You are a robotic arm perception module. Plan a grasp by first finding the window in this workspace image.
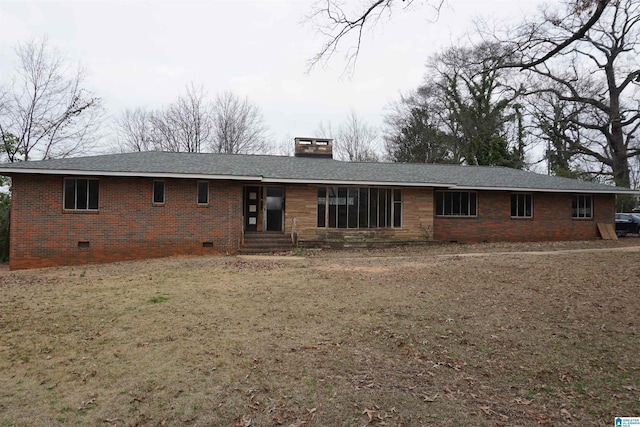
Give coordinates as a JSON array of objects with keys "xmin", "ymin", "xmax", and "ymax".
[
  {"xmin": 511, "ymin": 193, "xmax": 532, "ymax": 218},
  {"xmin": 393, "ymin": 189, "xmax": 402, "ymax": 227},
  {"xmin": 197, "ymin": 181, "xmax": 209, "ymax": 205},
  {"xmin": 435, "ymin": 191, "xmax": 477, "ymax": 216},
  {"xmin": 64, "ymin": 178, "xmax": 99, "ymax": 210},
  {"xmin": 153, "ymin": 180, "xmax": 165, "ymax": 204},
  {"xmin": 572, "ymin": 195, "xmax": 592, "ymax": 218},
  {"xmin": 317, "ymin": 188, "xmax": 326, "ymax": 227},
  {"xmin": 317, "ymin": 187, "xmax": 402, "ymax": 229}
]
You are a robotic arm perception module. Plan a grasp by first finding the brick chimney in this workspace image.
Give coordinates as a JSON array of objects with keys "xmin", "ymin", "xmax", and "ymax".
[{"xmin": 294, "ymin": 137, "xmax": 333, "ymax": 159}]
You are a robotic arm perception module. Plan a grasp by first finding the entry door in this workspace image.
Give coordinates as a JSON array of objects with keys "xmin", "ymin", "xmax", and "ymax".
[
  {"xmin": 264, "ymin": 186, "xmax": 284, "ymax": 232},
  {"xmin": 245, "ymin": 186, "xmax": 259, "ymax": 232}
]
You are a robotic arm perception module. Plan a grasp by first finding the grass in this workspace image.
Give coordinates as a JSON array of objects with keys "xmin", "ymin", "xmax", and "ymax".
[
  {"xmin": 147, "ymin": 295, "xmax": 169, "ymax": 304},
  {"xmin": 0, "ymin": 240, "xmax": 639, "ymax": 426}
]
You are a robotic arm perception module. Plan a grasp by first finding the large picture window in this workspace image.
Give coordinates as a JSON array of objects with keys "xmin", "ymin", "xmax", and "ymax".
[
  {"xmin": 511, "ymin": 193, "xmax": 532, "ymax": 218},
  {"xmin": 317, "ymin": 187, "xmax": 401, "ymax": 229},
  {"xmin": 572, "ymin": 195, "xmax": 592, "ymax": 218},
  {"xmin": 64, "ymin": 178, "xmax": 99, "ymax": 210},
  {"xmin": 435, "ymin": 191, "xmax": 477, "ymax": 216}
]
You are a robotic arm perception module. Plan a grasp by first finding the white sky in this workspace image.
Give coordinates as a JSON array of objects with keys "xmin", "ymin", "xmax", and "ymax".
[{"xmin": 0, "ymin": 0, "xmax": 548, "ymax": 154}]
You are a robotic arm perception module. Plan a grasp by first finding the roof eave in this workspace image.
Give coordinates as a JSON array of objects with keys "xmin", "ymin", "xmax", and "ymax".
[
  {"xmin": 453, "ymin": 185, "xmax": 638, "ymax": 194},
  {"xmin": 1, "ymin": 167, "xmax": 635, "ymax": 194},
  {"xmin": 261, "ymin": 177, "xmax": 454, "ymax": 187},
  {"xmin": 0, "ymin": 168, "xmax": 263, "ymax": 182}
]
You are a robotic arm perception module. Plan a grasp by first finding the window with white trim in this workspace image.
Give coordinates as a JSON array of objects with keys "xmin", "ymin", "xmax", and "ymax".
[
  {"xmin": 572, "ymin": 194, "xmax": 592, "ymax": 218},
  {"xmin": 435, "ymin": 191, "xmax": 477, "ymax": 216},
  {"xmin": 197, "ymin": 181, "xmax": 209, "ymax": 205},
  {"xmin": 153, "ymin": 180, "xmax": 165, "ymax": 204},
  {"xmin": 64, "ymin": 178, "xmax": 99, "ymax": 210},
  {"xmin": 511, "ymin": 193, "xmax": 532, "ymax": 218}
]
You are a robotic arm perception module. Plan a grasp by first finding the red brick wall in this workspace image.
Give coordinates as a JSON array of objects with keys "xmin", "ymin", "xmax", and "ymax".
[
  {"xmin": 9, "ymin": 176, "xmax": 616, "ymax": 269},
  {"xmin": 10, "ymin": 175, "xmax": 243, "ymax": 269},
  {"xmin": 434, "ymin": 191, "xmax": 615, "ymax": 242}
]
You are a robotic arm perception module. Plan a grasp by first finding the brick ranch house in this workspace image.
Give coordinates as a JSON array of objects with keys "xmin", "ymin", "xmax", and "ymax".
[{"xmin": 0, "ymin": 138, "xmax": 636, "ymax": 270}]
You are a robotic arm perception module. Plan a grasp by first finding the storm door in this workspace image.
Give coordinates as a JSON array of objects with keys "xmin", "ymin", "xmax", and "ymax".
[{"xmin": 264, "ymin": 186, "xmax": 284, "ymax": 232}]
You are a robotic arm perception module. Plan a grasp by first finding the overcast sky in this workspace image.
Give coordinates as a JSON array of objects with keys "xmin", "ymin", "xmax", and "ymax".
[{"xmin": 0, "ymin": 0, "xmax": 547, "ymax": 154}]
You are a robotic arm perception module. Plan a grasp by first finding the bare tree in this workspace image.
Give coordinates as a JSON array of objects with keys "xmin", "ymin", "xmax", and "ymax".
[
  {"xmin": 273, "ymin": 133, "xmax": 295, "ymax": 156},
  {"xmin": 335, "ymin": 110, "xmax": 380, "ymax": 162},
  {"xmin": 510, "ymin": 0, "xmax": 640, "ymax": 189},
  {"xmin": 525, "ymin": 82, "xmax": 590, "ymax": 178},
  {"xmin": 630, "ymin": 156, "xmax": 640, "ymax": 197},
  {"xmin": 210, "ymin": 92, "xmax": 268, "ymax": 154},
  {"xmin": 306, "ymin": 0, "xmax": 608, "ymax": 72},
  {"xmin": 151, "ymin": 84, "xmax": 212, "ymax": 153},
  {"xmin": 116, "ymin": 85, "xmax": 213, "ymax": 153},
  {"xmin": 115, "ymin": 88, "xmax": 268, "ymax": 155},
  {"xmin": 114, "ymin": 107, "xmax": 155, "ymax": 152},
  {"xmin": 492, "ymin": 0, "xmax": 612, "ymax": 70},
  {"xmin": 0, "ymin": 37, "xmax": 102, "ymax": 162},
  {"xmin": 306, "ymin": 0, "xmax": 443, "ymax": 72},
  {"xmin": 313, "ymin": 120, "xmax": 335, "ymax": 139}
]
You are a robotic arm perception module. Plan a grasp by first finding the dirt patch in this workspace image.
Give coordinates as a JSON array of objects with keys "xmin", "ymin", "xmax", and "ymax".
[{"xmin": 1, "ymin": 240, "xmax": 639, "ymax": 426}]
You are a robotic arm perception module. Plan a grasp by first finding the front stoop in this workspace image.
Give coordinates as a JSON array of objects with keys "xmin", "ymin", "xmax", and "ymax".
[{"xmin": 239, "ymin": 232, "xmax": 294, "ymax": 254}]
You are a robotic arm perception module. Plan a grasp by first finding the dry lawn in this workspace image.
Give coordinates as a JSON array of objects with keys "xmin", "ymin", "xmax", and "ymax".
[{"xmin": 1, "ymin": 240, "xmax": 639, "ymax": 427}]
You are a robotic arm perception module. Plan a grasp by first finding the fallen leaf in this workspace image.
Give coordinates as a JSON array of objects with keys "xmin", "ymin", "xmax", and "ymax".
[
  {"xmin": 362, "ymin": 408, "xmax": 376, "ymax": 422},
  {"xmin": 423, "ymin": 393, "xmax": 439, "ymax": 402},
  {"xmin": 235, "ymin": 415, "xmax": 251, "ymax": 427},
  {"xmin": 480, "ymin": 406, "xmax": 493, "ymax": 415}
]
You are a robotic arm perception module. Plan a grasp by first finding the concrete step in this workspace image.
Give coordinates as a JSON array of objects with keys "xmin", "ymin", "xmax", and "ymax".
[{"xmin": 239, "ymin": 233, "xmax": 293, "ymax": 254}]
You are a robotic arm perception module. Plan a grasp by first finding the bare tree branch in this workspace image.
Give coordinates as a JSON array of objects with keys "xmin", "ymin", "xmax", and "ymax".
[
  {"xmin": 114, "ymin": 107, "xmax": 155, "ymax": 153},
  {"xmin": 518, "ymin": 0, "xmax": 612, "ymax": 70},
  {"xmin": 210, "ymin": 92, "xmax": 268, "ymax": 154},
  {"xmin": 306, "ymin": 0, "xmax": 442, "ymax": 73},
  {"xmin": 502, "ymin": 0, "xmax": 640, "ymax": 190},
  {"xmin": 334, "ymin": 110, "xmax": 380, "ymax": 162},
  {"xmin": 0, "ymin": 37, "xmax": 103, "ymax": 162}
]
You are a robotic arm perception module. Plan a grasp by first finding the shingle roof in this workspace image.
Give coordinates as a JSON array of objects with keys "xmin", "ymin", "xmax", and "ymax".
[{"xmin": 0, "ymin": 151, "xmax": 636, "ymax": 194}]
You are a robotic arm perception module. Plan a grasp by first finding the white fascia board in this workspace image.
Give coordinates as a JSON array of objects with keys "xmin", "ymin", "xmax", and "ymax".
[
  {"xmin": 0, "ymin": 168, "xmax": 263, "ymax": 182},
  {"xmin": 453, "ymin": 185, "xmax": 639, "ymax": 194},
  {"xmin": 261, "ymin": 177, "xmax": 455, "ymax": 187}
]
